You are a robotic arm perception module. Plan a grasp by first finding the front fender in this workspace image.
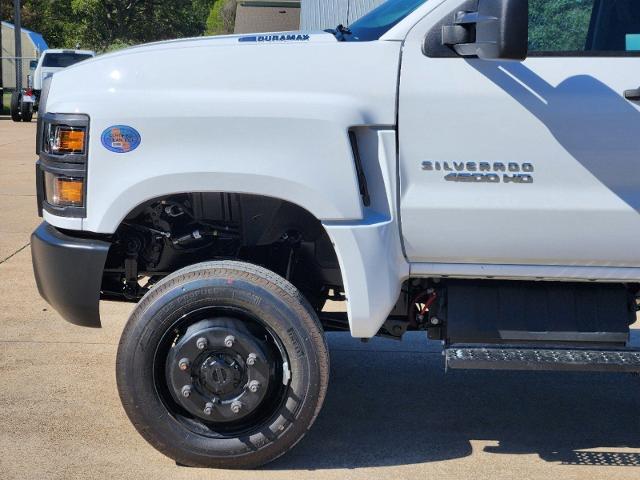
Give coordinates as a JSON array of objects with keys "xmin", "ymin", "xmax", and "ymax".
[
  {"xmin": 324, "ymin": 217, "xmax": 409, "ymax": 338},
  {"xmin": 44, "ymin": 39, "xmax": 400, "ymax": 231}
]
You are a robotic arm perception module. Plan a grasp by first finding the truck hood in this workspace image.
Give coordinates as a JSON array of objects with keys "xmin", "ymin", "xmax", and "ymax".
[
  {"xmin": 100, "ymin": 30, "xmax": 336, "ymax": 59},
  {"xmin": 47, "ymin": 30, "xmax": 337, "ymax": 78},
  {"xmin": 45, "ymin": 28, "xmax": 400, "ymax": 130}
]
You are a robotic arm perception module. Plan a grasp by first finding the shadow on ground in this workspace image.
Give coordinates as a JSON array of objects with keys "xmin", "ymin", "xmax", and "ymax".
[{"xmin": 268, "ymin": 332, "xmax": 640, "ymax": 470}]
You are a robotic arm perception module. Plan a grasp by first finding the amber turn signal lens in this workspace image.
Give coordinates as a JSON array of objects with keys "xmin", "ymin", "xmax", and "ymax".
[
  {"xmin": 56, "ymin": 178, "xmax": 84, "ymax": 205},
  {"xmin": 47, "ymin": 125, "xmax": 86, "ymax": 154},
  {"xmin": 44, "ymin": 172, "xmax": 85, "ymax": 207},
  {"xmin": 58, "ymin": 129, "xmax": 85, "ymax": 153}
]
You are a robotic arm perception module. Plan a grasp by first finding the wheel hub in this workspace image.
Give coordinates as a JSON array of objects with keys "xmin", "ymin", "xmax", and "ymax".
[
  {"xmin": 199, "ymin": 353, "xmax": 243, "ymax": 396},
  {"xmin": 165, "ymin": 318, "xmax": 273, "ymax": 423}
]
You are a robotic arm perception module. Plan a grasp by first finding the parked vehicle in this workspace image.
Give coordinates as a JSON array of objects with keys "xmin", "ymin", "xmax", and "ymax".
[
  {"xmin": 11, "ymin": 49, "xmax": 94, "ymax": 122},
  {"xmin": 30, "ymin": 0, "xmax": 640, "ymax": 469}
]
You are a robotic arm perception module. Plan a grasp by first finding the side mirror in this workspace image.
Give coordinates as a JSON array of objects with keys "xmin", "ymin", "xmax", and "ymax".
[
  {"xmin": 442, "ymin": 0, "xmax": 528, "ymax": 60},
  {"xmin": 29, "ymin": 60, "xmax": 38, "ymax": 70}
]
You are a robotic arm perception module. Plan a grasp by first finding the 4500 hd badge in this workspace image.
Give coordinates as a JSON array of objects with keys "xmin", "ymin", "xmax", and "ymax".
[{"xmin": 422, "ymin": 161, "xmax": 535, "ymax": 184}]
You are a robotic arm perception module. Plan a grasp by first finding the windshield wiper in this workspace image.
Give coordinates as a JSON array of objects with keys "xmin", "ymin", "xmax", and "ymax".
[{"xmin": 326, "ymin": 24, "xmax": 352, "ymax": 41}]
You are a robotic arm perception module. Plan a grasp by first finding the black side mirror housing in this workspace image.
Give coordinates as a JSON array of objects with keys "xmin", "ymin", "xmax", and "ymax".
[{"xmin": 442, "ymin": 0, "xmax": 528, "ymax": 60}]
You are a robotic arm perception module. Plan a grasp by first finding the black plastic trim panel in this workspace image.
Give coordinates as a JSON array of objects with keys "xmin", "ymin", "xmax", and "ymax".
[
  {"xmin": 348, "ymin": 130, "xmax": 371, "ymax": 208},
  {"xmin": 31, "ymin": 222, "xmax": 110, "ymax": 328}
]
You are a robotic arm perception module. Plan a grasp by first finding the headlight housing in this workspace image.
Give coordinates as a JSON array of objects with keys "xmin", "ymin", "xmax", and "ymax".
[
  {"xmin": 36, "ymin": 112, "xmax": 90, "ymax": 218},
  {"xmin": 45, "ymin": 125, "xmax": 87, "ymax": 155}
]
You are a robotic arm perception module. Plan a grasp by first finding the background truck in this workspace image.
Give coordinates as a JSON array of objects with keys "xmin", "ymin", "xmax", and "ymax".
[
  {"xmin": 10, "ymin": 48, "xmax": 94, "ymax": 122},
  {"xmin": 30, "ymin": 0, "xmax": 640, "ymax": 469}
]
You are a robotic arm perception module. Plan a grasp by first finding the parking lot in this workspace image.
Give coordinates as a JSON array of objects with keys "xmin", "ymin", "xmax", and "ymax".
[{"xmin": 1, "ymin": 117, "xmax": 640, "ymax": 480}]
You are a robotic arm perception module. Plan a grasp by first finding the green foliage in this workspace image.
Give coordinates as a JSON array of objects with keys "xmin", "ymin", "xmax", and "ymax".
[
  {"xmin": 206, "ymin": 0, "xmax": 237, "ymax": 36},
  {"xmin": 206, "ymin": 0, "xmax": 225, "ymax": 34},
  {"xmin": 2, "ymin": 0, "xmax": 217, "ymax": 52},
  {"xmin": 1, "ymin": 91, "xmax": 9, "ymax": 114},
  {"xmin": 70, "ymin": 0, "xmax": 216, "ymax": 51},
  {"xmin": 102, "ymin": 39, "xmax": 133, "ymax": 53},
  {"xmin": 529, "ymin": 0, "xmax": 594, "ymax": 52},
  {"xmin": 2, "ymin": 0, "xmax": 80, "ymax": 48}
]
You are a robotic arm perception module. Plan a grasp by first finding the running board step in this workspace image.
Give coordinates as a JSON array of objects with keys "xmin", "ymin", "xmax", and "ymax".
[{"xmin": 445, "ymin": 346, "xmax": 640, "ymax": 373}]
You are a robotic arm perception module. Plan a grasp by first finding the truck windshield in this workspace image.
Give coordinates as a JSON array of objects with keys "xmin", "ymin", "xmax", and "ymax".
[
  {"xmin": 42, "ymin": 53, "xmax": 93, "ymax": 68},
  {"xmin": 343, "ymin": 0, "xmax": 429, "ymax": 41}
]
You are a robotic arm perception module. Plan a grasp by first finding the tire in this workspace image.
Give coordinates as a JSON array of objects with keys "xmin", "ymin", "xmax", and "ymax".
[
  {"xmin": 10, "ymin": 91, "xmax": 21, "ymax": 122},
  {"xmin": 20, "ymin": 99, "xmax": 33, "ymax": 122},
  {"xmin": 116, "ymin": 261, "xmax": 329, "ymax": 469}
]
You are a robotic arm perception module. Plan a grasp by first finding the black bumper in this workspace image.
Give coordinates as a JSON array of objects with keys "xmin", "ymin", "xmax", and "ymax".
[{"xmin": 31, "ymin": 223, "xmax": 111, "ymax": 328}]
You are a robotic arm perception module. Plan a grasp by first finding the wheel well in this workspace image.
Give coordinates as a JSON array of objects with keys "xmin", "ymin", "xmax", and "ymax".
[{"xmin": 101, "ymin": 193, "xmax": 344, "ymax": 311}]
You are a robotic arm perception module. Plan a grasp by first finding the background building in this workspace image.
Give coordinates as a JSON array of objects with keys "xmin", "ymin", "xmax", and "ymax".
[
  {"xmin": 232, "ymin": 0, "xmax": 383, "ymax": 34},
  {"xmin": 234, "ymin": 0, "xmax": 301, "ymax": 34},
  {"xmin": 1, "ymin": 21, "xmax": 48, "ymax": 90},
  {"xmin": 300, "ymin": 0, "xmax": 384, "ymax": 30}
]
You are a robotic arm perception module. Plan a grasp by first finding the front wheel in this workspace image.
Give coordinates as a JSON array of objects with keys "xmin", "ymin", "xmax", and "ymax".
[{"xmin": 116, "ymin": 261, "xmax": 329, "ymax": 469}]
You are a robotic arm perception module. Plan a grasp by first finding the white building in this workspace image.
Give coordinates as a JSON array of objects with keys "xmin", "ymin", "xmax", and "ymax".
[
  {"xmin": 232, "ymin": 0, "xmax": 383, "ymax": 34},
  {"xmin": 300, "ymin": 0, "xmax": 384, "ymax": 30}
]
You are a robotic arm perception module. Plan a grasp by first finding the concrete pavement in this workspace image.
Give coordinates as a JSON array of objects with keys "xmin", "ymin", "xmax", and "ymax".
[{"xmin": 1, "ymin": 117, "xmax": 639, "ymax": 479}]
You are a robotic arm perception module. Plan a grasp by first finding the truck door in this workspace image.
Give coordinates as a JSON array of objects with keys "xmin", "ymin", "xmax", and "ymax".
[{"xmin": 399, "ymin": 0, "xmax": 640, "ymax": 268}]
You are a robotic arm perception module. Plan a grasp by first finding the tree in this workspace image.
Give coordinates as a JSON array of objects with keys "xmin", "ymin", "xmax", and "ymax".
[
  {"xmin": 2, "ymin": 0, "xmax": 216, "ymax": 51},
  {"xmin": 529, "ymin": 0, "xmax": 594, "ymax": 52},
  {"xmin": 71, "ymin": 0, "xmax": 215, "ymax": 51},
  {"xmin": 206, "ymin": 0, "xmax": 236, "ymax": 36},
  {"xmin": 2, "ymin": 0, "xmax": 80, "ymax": 48}
]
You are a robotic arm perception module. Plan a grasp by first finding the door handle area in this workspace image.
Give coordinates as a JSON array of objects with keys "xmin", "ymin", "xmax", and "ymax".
[{"xmin": 624, "ymin": 87, "xmax": 640, "ymax": 101}]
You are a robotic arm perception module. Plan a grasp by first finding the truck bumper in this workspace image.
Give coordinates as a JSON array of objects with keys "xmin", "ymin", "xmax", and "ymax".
[{"xmin": 31, "ymin": 222, "xmax": 111, "ymax": 328}]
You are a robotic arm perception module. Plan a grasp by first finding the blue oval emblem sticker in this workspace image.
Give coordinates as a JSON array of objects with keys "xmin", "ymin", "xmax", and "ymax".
[{"xmin": 101, "ymin": 125, "xmax": 141, "ymax": 153}]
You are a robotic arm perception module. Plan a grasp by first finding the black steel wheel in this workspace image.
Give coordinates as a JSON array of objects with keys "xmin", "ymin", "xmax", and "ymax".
[{"xmin": 116, "ymin": 261, "xmax": 329, "ymax": 469}]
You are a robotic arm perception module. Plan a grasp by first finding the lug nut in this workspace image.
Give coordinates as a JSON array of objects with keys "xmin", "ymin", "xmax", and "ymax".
[
  {"xmin": 247, "ymin": 353, "xmax": 257, "ymax": 366},
  {"xmin": 204, "ymin": 402, "xmax": 215, "ymax": 416},
  {"xmin": 230, "ymin": 401, "xmax": 242, "ymax": 414},
  {"xmin": 181, "ymin": 385, "xmax": 192, "ymax": 398},
  {"xmin": 178, "ymin": 358, "xmax": 190, "ymax": 371},
  {"xmin": 224, "ymin": 335, "xmax": 235, "ymax": 348},
  {"xmin": 196, "ymin": 337, "xmax": 208, "ymax": 350},
  {"xmin": 248, "ymin": 380, "xmax": 261, "ymax": 393}
]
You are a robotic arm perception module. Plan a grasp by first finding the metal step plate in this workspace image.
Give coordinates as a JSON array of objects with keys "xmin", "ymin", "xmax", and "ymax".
[{"xmin": 446, "ymin": 346, "xmax": 640, "ymax": 373}]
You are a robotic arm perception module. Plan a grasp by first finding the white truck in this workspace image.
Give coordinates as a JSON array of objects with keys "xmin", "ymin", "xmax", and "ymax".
[
  {"xmin": 30, "ymin": 0, "xmax": 640, "ymax": 469},
  {"xmin": 10, "ymin": 49, "xmax": 94, "ymax": 122}
]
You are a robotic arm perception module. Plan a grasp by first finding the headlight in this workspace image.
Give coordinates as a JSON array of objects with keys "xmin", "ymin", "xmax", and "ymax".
[
  {"xmin": 37, "ymin": 113, "xmax": 90, "ymax": 217},
  {"xmin": 45, "ymin": 125, "xmax": 87, "ymax": 155}
]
